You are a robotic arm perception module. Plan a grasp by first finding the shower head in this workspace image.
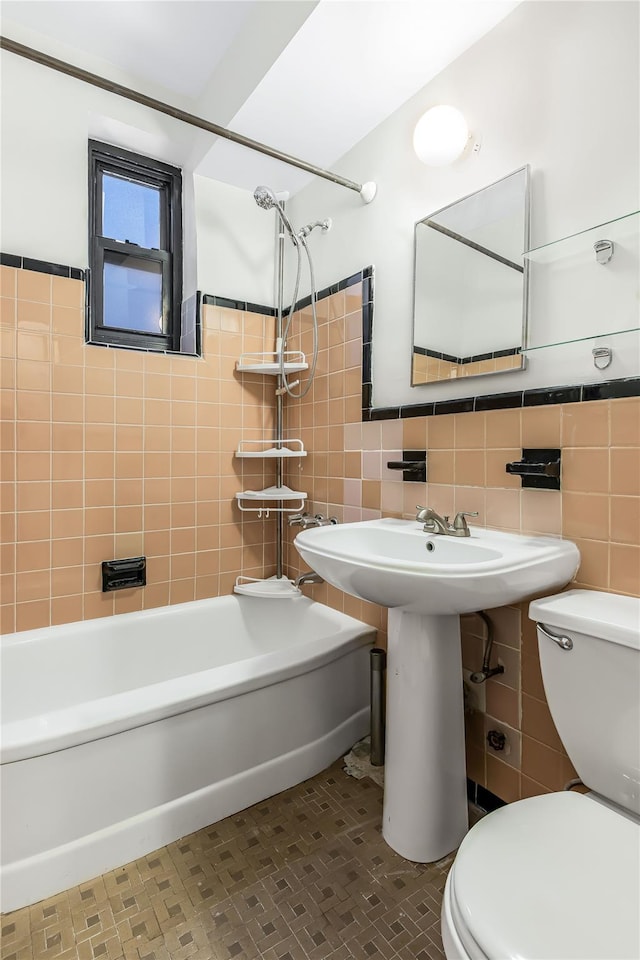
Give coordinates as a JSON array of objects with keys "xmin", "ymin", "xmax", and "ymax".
[
  {"xmin": 254, "ymin": 185, "xmax": 279, "ymax": 210},
  {"xmin": 253, "ymin": 184, "xmax": 298, "ymax": 244}
]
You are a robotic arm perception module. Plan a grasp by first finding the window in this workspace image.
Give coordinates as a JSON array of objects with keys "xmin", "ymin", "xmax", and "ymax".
[{"xmin": 88, "ymin": 140, "xmax": 183, "ymax": 352}]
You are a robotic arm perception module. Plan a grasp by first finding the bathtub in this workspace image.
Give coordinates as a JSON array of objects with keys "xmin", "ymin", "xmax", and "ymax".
[{"xmin": 0, "ymin": 594, "xmax": 374, "ymax": 913}]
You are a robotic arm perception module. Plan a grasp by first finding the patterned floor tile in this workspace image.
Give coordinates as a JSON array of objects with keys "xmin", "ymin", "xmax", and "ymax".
[{"xmin": 1, "ymin": 762, "xmax": 450, "ymax": 960}]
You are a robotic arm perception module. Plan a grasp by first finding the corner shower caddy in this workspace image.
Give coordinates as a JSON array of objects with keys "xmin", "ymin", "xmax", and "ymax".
[{"xmin": 233, "ymin": 344, "xmax": 309, "ymax": 598}]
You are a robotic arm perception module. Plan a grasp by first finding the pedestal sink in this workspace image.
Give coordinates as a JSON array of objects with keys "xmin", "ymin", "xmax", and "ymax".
[{"xmin": 294, "ymin": 519, "xmax": 580, "ymax": 862}]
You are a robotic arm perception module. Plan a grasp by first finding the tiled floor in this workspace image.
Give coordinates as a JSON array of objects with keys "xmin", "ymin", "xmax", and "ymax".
[{"xmin": 1, "ymin": 763, "xmax": 451, "ymax": 960}]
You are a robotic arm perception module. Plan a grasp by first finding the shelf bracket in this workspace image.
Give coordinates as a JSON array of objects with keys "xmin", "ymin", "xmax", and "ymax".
[{"xmin": 594, "ymin": 239, "xmax": 614, "ymax": 264}]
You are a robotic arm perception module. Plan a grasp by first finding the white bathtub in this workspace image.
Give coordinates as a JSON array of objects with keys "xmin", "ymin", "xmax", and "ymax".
[{"xmin": 0, "ymin": 595, "xmax": 374, "ymax": 913}]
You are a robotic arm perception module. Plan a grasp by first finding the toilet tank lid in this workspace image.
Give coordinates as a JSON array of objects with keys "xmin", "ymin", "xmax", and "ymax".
[{"xmin": 529, "ymin": 589, "xmax": 640, "ymax": 650}]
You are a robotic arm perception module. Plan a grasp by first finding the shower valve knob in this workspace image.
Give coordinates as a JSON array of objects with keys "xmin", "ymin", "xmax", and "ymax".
[{"xmin": 487, "ymin": 729, "xmax": 507, "ymax": 752}]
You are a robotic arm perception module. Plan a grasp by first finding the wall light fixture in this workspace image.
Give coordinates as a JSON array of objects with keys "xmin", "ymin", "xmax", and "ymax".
[{"xmin": 413, "ymin": 105, "xmax": 470, "ymax": 166}]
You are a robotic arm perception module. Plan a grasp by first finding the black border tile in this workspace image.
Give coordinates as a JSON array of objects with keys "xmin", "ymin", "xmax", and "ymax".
[
  {"xmin": 434, "ymin": 398, "xmax": 475, "ymax": 416},
  {"xmin": 368, "ymin": 378, "xmax": 639, "ymax": 420},
  {"xmin": 362, "ymin": 342, "xmax": 372, "ymax": 384},
  {"xmin": 1, "ymin": 252, "xmax": 86, "ymax": 278},
  {"xmin": 475, "ymin": 391, "xmax": 524, "ymax": 411},
  {"xmin": 583, "ymin": 378, "xmax": 640, "ymax": 401},
  {"xmin": 361, "ymin": 302, "xmax": 373, "ymax": 345},
  {"xmin": 0, "ymin": 253, "xmax": 21, "ymax": 268},
  {"xmin": 523, "ymin": 385, "xmax": 582, "ymax": 407},
  {"xmin": 400, "ymin": 402, "xmax": 434, "ymax": 418},
  {"xmin": 246, "ymin": 300, "xmax": 277, "ymax": 317},
  {"xmin": 23, "ymin": 256, "xmax": 70, "ymax": 278},
  {"xmin": 370, "ymin": 406, "xmax": 400, "ymax": 421}
]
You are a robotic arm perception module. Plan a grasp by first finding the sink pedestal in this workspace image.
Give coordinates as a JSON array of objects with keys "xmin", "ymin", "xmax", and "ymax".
[{"xmin": 383, "ymin": 610, "xmax": 468, "ymax": 863}]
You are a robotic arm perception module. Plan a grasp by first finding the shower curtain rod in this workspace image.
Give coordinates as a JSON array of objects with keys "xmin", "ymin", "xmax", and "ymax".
[{"xmin": 0, "ymin": 36, "xmax": 376, "ymax": 203}]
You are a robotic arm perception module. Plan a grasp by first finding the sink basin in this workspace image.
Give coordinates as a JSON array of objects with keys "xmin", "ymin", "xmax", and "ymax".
[{"xmin": 294, "ymin": 518, "xmax": 580, "ymax": 615}]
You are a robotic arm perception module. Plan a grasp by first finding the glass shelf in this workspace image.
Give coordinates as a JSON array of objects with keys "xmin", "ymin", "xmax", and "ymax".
[
  {"xmin": 522, "ymin": 326, "xmax": 639, "ymax": 353},
  {"xmin": 523, "ymin": 210, "xmax": 639, "ymax": 264}
]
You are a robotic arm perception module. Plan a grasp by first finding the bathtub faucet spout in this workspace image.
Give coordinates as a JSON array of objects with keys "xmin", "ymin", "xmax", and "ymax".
[
  {"xmin": 294, "ymin": 571, "xmax": 324, "ymax": 587},
  {"xmin": 289, "ymin": 512, "xmax": 339, "ymax": 529}
]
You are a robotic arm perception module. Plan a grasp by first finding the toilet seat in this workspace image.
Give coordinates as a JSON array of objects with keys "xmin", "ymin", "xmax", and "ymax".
[{"xmin": 444, "ymin": 790, "xmax": 640, "ymax": 960}]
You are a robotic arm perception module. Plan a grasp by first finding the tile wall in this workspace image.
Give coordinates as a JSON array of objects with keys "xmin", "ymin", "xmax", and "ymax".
[
  {"xmin": 1, "ymin": 261, "xmax": 638, "ymax": 807},
  {"xmin": 0, "ymin": 264, "xmax": 289, "ymax": 633}
]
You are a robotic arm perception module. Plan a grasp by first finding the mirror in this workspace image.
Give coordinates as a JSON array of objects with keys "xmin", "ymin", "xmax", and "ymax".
[{"xmin": 411, "ymin": 166, "xmax": 529, "ymax": 385}]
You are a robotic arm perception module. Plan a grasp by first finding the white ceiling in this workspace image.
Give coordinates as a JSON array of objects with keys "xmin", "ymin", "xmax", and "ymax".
[{"xmin": 1, "ymin": 0, "xmax": 520, "ymax": 195}]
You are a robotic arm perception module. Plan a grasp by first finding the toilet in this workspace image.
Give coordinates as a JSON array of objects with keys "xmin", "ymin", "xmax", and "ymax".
[{"xmin": 442, "ymin": 589, "xmax": 640, "ymax": 960}]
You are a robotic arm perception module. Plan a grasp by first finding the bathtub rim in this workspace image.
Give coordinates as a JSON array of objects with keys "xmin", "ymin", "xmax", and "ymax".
[{"xmin": 1, "ymin": 596, "xmax": 376, "ymax": 765}]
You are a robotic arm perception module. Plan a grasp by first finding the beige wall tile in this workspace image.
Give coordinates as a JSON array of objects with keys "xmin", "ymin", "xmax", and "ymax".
[
  {"xmin": 521, "ymin": 488, "xmax": 561, "ymax": 536},
  {"xmin": 609, "ymin": 543, "xmax": 640, "ymax": 596},
  {"xmin": 562, "ymin": 447, "xmax": 609, "ymax": 493},
  {"xmin": 573, "ymin": 538, "xmax": 609, "ymax": 589},
  {"xmin": 454, "ymin": 450, "xmax": 486, "ymax": 487},
  {"xmin": 521, "ymin": 736, "xmax": 566, "ymax": 792},
  {"xmin": 486, "ymin": 756, "xmax": 520, "ymax": 803},
  {"xmin": 428, "ymin": 450, "xmax": 454, "ymax": 485},
  {"xmin": 562, "ymin": 402, "xmax": 609, "ymax": 447},
  {"xmin": 610, "ymin": 447, "xmax": 640, "ymax": 496},
  {"xmin": 486, "ymin": 408, "xmax": 521, "ymax": 449},
  {"xmin": 455, "ymin": 412, "xmax": 485, "ymax": 449},
  {"xmin": 562, "ymin": 492, "xmax": 609, "ymax": 541},
  {"xmin": 484, "ymin": 488, "xmax": 520, "ymax": 530},
  {"xmin": 485, "ymin": 682, "xmax": 519, "ymax": 729},
  {"xmin": 17, "ymin": 269, "xmax": 51, "ymax": 303},
  {"xmin": 0, "ymin": 265, "xmax": 17, "ymax": 299},
  {"xmin": 521, "ymin": 405, "xmax": 561, "ymax": 447},
  {"xmin": 521, "ymin": 693, "xmax": 564, "ymax": 752},
  {"xmin": 610, "ymin": 397, "xmax": 640, "ymax": 445},
  {"xmin": 610, "ymin": 496, "xmax": 640, "ymax": 545}
]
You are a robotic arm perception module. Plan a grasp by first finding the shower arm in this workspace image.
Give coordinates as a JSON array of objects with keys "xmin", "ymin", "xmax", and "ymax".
[{"xmin": 0, "ymin": 36, "xmax": 377, "ymax": 204}]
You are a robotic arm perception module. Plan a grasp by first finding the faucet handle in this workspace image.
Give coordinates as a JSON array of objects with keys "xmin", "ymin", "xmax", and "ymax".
[
  {"xmin": 453, "ymin": 510, "xmax": 478, "ymax": 530},
  {"xmin": 288, "ymin": 512, "xmax": 310, "ymax": 527}
]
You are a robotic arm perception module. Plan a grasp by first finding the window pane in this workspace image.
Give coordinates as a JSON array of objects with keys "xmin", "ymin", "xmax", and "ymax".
[
  {"xmin": 102, "ymin": 174, "xmax": 161, "ymax": 248},
  {"xmin": 103, "ymin": 253, "xmax": 164, "ymax": 334}
]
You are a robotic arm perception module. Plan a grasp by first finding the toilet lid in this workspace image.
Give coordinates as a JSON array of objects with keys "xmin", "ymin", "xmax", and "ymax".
[{"xmin": 451, "ymin": 791, "xmax": 640, "ymax": 960}]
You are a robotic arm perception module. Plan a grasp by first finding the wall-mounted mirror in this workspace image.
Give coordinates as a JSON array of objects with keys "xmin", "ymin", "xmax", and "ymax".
[{"xmin": 411, "ymin": 166, "xmax": 529, "ymax": 385}]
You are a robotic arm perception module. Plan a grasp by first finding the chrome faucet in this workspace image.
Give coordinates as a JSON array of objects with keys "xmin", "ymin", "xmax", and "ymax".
[
  {"xmin": 288, "ymin": 512, "xmax": 338, "ymax": 529},
  {"xmin": 415, "ymin": 505, "xmax": 478, "ymax": 537}
]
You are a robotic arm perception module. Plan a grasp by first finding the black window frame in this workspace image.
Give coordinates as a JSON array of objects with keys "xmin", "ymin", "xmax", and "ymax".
[{"xmin": 88, "ymin": 140, "xmax": 183, "ymax": 352}]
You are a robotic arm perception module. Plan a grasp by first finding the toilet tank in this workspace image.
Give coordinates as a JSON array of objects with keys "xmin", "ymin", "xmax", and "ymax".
[{"xmin": 529, "ymin": 590, "xmax": 640, "ymax": 817}]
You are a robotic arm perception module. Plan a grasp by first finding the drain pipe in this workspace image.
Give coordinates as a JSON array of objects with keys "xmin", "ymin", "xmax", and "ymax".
[{"xmin": 370, "ymin": 648, "xmax": 386, "ymax": 766}]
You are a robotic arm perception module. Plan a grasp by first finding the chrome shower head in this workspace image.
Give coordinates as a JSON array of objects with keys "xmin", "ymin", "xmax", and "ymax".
[
  {"xmin": 253, "ymin": 184, "xmax": 298, "ymax": 244},
  {"xmin": 254, "ymin": 185, "xmax": 278, "ymax": 210}
]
